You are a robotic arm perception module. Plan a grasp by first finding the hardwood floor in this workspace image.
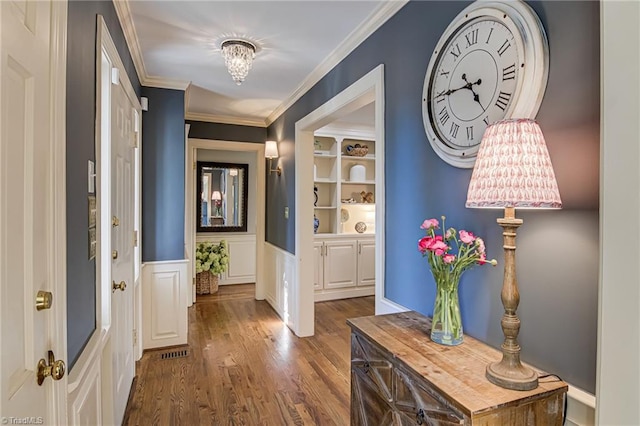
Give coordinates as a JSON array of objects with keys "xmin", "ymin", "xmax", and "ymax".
[{"xmin": 123, "ymin": 284, "xmax": 374, "ymax": 425}]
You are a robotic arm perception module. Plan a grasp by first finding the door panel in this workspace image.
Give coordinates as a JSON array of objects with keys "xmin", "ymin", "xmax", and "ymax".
[
  {"xmin": 1, "ymin": 0, "xmax": 55, "ymax": 419},
  {"xmin": 110, "ymin": 75, "xmax": 135, "ymax": 425},
  {"xmin": 324, "ymin": 240, "xmax": 357, "ymax": 289}
]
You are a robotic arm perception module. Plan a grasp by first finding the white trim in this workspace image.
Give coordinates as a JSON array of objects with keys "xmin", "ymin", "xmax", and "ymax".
[
  {"xmin": 112, "ymin": 0, "xmax": 190, "ymax": 90},
  {"xmin": 50, "ymin": 1, "xmax": 69, "ymax": 423},
  {"xmin": 111, "ymin": 0, "xmax": 145, "ymax": 84},
  {"xmin": 185, "ymin": 138, "xmax": 266, "ymax": 302},
  {"xmin": 185, "ymin": 111, "xmax": 267, "ymax": 128},
  {"xmin": 314, "ymin": 123, "xmax": 375, "ymax": 140},
  {"xmin": 266, "ymin": 1, "xmax": 407, "ymax": 126},
  {"xmin": 294, "ymin": 64, "xmax": 385, "ymax": 337},
  {"xmin": 566, "ymin": 385, "xmax": 596, "ymax": 426},
  {"xmin": 143, "ymin": 76, "xmax": 190, "ymax": 91},
  {"xmin": 142, "ymin": 259, "xmax": 189, "ymax": 266},
  {"xmin": 597, "ymin": 1, "xmax": 640, "ymax": 424}
]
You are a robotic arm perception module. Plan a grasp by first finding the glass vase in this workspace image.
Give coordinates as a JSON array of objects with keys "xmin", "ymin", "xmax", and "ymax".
[{"xmin": 430, "ymin": 276, "xmax": 463, "ymax": 346}]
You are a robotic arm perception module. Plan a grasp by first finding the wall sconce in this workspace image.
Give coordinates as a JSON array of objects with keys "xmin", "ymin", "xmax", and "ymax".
[{"xmin": 265, "ymin": 140, "xmax": 282, "ymax": 176}]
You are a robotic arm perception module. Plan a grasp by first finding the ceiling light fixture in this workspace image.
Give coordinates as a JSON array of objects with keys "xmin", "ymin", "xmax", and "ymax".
[{"xmin": 221, "ymin": 39, "xmax": 256, "ymax": 85}]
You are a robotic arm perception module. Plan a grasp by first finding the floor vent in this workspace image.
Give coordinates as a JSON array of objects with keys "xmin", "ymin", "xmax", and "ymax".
[{"xmin": 160, "ymin": 349, "xmax": 189, "ymax": 360}]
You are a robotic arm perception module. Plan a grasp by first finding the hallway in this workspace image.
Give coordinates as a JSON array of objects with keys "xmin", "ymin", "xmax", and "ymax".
[{"xmin": 123, "ymin": 284, "xmax": 374, "ymax": 425}]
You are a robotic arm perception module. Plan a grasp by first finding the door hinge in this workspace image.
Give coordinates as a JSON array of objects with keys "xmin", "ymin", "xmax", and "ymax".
[
  {"xmin": 132, "ymin": 132, "xmax": 138, "ymax": 148},
  {"xmin": 193, "ymin": 161, "xmax": 196, "ymax": 170},
  {"xmin": 133, "ymin": 329, "xmax": 137, "ymax": 346},
  {"xmin": 133, "ymin": 230, "xmax": 138, "ymax": 247}
]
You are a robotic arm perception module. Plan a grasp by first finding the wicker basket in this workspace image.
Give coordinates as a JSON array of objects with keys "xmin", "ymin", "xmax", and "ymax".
[
  {"xmin": 196, "ymin": 271, "xmax": 219, "ymax": 295},
  {"xmin": 346, "ymin": 146, "xmax": 369, "ymax": 157}
]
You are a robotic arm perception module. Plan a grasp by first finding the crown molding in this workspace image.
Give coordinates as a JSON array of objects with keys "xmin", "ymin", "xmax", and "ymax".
[
  {"xmin": 315, "ymin": 123, "xmax": 375, "ymax": 140},
  {"xmin": 143, "ymin": 76, "xmax": 190, "ymax": 91},
  {"xmin": 265, "ymin": 0, "xmax": 408, "ymax": 126},
  {"xmin": 112, "ymin": 0, "xmax": 146, "ymax": 83},
  {"xmin": 185, "ymin": 111, "xmax": 267, "ymax": 128},
  {"xmin": 113, "ymin": 0, "xmax": 190, "ymax": 91}
]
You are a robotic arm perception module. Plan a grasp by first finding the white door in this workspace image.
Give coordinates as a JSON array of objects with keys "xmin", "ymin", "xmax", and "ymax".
[
  {"xmin": 1, "ymin": 0, "xmax": 65, "ymax": 420},
  {"xmin": 110, "ymin": 74, "xmax": 135, "ymax": 424}
]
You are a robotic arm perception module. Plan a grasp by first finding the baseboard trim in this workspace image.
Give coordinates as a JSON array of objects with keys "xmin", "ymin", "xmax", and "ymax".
[
  {"xmin": 315, "ymin": 286, "xmax": 374, "ymax": 302},
  {"xmin": 565, "ymin": 385, "xmax": 596, "ymax": 425}
]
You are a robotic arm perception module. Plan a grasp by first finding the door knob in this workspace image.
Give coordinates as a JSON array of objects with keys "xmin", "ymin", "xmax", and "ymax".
[
  {"xmin": 112, "ymin": 216, "xmax": 120, "ymax": 227},
  {"xmin": 112, "ymin": 280, "xmax": 126, "ymax": 292},
  {"xmin": 37, "ymin": 350, "xmax": 65, "ymax": 385},
  {"xmin": 112, "ymin": 250, "xmax": 118, "ymax": 260},
  {"xmin": 35, "ymin": 291, "xmax": 53, "ymax": 311}
]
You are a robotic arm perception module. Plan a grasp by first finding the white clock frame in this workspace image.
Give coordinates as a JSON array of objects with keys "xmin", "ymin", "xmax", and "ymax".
[{"xmin": 422, "ymin": 0, "xmax": 549, "ymax": 168}]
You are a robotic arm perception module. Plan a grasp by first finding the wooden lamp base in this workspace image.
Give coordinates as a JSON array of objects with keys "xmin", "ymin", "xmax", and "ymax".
[{"xmin": 487, "ymin": 207, "xmax": 539, "ymax": 391}]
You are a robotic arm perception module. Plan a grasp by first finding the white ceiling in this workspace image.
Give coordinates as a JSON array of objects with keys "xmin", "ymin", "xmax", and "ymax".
[{"xmin": 124, "ymin": 1, "xmax": 404, "ymax": 127}]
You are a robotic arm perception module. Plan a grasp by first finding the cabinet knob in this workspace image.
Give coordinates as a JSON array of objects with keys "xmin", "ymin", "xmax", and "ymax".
[{"xmin": 416, "ymin": 409, "xmax": 425, "ymax": 425}]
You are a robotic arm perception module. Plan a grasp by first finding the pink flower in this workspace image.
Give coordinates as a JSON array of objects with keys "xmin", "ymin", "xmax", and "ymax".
[
  {"xmin": 418, "ymin": 237, "xmax": 430, "ymax": 253},
  {"xmin": 443, "ymin": 254, "xmax": 456, "ymax": 264},
  {"xmin": 420, "ymin": 218, "xmax": 439, "ymax": 230},
  {"xmin": 459, "ymin": 230, "xmax": 476, "ymax": 244},
  {"xmin": 477, "ymin": 253, "xmax": 487, "ymax": 265},
  {"xmin": 475, "ymin": 237, "xmax": 486, "ymax": 254},
  {"xmin": 430, "ymin": 240, "xmax": 449, "ymax": 256},
  {"xmin": 445, "ymin": 228, "xmax": 455, "ymax": 240}
]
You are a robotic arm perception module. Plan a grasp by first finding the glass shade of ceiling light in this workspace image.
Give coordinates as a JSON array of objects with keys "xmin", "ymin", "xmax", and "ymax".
[{"xmin": 221, "ymin": 39, "xmax": 256, "ymax": 85}]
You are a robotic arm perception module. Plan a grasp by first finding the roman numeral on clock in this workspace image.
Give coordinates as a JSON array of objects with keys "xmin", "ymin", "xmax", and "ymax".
[
  {"xmin": 435, "ymin": 90, "xmax": 446, "ymax": 103},
  {"xmin": 439, "ymin": 69, "xmax": 450, "ymax": 78},
  {"xmin": 449, "ymin": 43, "xmax": 461, "ymax": 60},
  {"xmin": 438, "ymin": 107, "xmax": 450, "ymax": 125},
  {"xmin": 502, "ymin": 64, "xmax": 516, "ymax": 81},
  {"xmin": 466, "ymin": 126, "xmax": 474, "ymax": 140},
  {"xmin": 495, "ymin": 91, "xmax": 512, "ymax": 111},
  {"xmin": 450, "ymin": 122, "xmax": 460, "ymax": 139},
  {"xmin": 465, "ymin": 29, "xmax": 478, "ymax": 47},
  {"xmin": 497, "ymin": 40, "xmax": 511, "ymax": 57}
]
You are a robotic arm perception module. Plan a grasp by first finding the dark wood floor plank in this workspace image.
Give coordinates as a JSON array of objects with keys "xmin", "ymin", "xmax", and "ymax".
[{"xmin": 122, "ymin": 284, "xmax": 374, "ymax": 425}]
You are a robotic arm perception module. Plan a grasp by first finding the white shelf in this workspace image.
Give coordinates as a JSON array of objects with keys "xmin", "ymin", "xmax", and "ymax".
[
  {"xmin": 314, "ymin": 153, "xmax": 337, "ymax": 159},
  {"xmin": 314, "ymin": 179, "xmax": 337, "ymax": 184},
  {"xmin": 342, "ymin": 180, "xmax": 376, "ymax": 185},
  {"xmin": 314, "ymin": 206, "xmax": 337, "ymax": 210},
  {"xmin": 342, "ymin": 202, "xmax": 375, "ymax": 206},
  {"xmin": 342, "ymin": 154, "xmax": 375, "ymax": 161}
]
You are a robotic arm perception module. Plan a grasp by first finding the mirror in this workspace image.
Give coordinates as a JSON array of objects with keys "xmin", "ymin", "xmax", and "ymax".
[{"xmin": 196, "ymin": 161, "xmax": 248, "ymax": 233}]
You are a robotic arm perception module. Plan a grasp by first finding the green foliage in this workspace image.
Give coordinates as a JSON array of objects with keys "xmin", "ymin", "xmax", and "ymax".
[{"xmin": 195, "ymin": 240, "xmax": 229, "ymax": 275}]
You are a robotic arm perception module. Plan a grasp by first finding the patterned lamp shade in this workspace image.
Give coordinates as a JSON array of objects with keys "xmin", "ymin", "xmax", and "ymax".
[{"xmin": 466, "ymin": 118, "xmax": 562, "ymax": 209}]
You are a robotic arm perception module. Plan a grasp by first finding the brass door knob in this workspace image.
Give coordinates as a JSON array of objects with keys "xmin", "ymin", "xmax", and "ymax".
[
  {"xmin": 112, "ymin": 280, "xmax": 126, "ymax": 292},
  {"xmin": 112, "ymin": 216, "xmax": 120, "ymax": 227},
  {"xmin": 37, "ymin": 350, "xmax": 65, "ymax": 385},
  {"xmin": 112, "ymin": 250, "xmax": 118, "ymax": 260},
  {"xmin": 36, "ymin": 291, "xmax": 53, "ymax": 311}
]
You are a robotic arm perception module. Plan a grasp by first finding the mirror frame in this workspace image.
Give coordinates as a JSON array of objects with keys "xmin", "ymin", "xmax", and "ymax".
[{"xmin": 196, "ymin": 161, "xmax": 249, "ymax": 233}]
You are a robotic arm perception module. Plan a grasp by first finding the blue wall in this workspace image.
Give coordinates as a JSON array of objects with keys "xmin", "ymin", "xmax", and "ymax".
[
  {"xmin": 141, "ymin": 87, "xmax": 185, "ymax": 262},
  {"xmin": 267, "ymin": 1, "xmax": 599, "ymax": 392},
  {"xmin": 187, "ymin": 120, "xmax": 266, "ymax": 144},
  {"xmin": 66, "ymin": 0, "xmax": 141, "ymax": 370}
]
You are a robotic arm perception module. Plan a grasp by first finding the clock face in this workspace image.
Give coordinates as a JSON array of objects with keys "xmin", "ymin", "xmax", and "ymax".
[
  {"xmin": 422, "ymin": 1, "xmax": 549, "ymax": 168},
  {"xmin": 427, "ymin": 18, "xmax": 519, "ymax": 152}
]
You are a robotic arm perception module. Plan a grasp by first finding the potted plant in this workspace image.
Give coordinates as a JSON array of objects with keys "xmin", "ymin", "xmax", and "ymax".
[{"xmin": 195, "ymin": 240, "xmax": 229, "ymax": 294}]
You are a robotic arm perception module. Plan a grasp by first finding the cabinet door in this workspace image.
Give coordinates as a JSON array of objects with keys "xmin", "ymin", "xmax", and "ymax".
[
  {"xmin": 358, "ymin": 240, "xmax": 376, "ymax": 287},
  {"xmin": 313, "ymin": 241, "xmax": 324, "ymax": 290},
  {"xmin": 324, "ymin": 240, "xmax": 357, "ymax": 289}
]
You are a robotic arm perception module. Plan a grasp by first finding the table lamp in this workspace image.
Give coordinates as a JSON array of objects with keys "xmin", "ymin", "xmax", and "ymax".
[{"xmin": 466, "ymin": 118, "xmax": 561, "ymax": 391}]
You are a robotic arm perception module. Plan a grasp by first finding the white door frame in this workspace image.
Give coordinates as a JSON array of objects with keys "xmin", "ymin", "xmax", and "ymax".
[
  {"xmin": 50, "ymin": 1, "xmax": 69, "ymax": 423},
  {"xmin": 185, "ymin": 138, "xmax": 266, "ymax": 304},
  {"xmin": 293, "ymin": 64, "xmax": 402, "ymax": 337}
]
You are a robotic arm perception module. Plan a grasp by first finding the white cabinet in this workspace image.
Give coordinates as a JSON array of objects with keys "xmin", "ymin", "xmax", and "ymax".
[
  {"xmin": 357, "ymin": 240, "xmax": 376, "ymax": 287},
  {"xmin": 314, "ymin": 235, "xmax": 375, "ymax": 301},
  {"xmin": 324, "ymin": 239, "xmax": 358, "ymax": 289}
]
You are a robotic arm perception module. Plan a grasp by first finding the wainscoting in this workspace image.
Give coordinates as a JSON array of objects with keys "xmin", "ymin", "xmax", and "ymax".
[
  {"xmin": 196, "ymin": 234, "xmax": 256, "ymax": 285},
  {"xmin": 141, "ymin": 260, "xmax": 189, "ymax": 349},
  {"xmin": 263, "ymin": 242, "xmax": 296, "ymax": 329}
]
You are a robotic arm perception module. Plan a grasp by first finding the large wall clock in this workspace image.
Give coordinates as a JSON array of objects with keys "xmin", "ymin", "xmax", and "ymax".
[{"xmin": 422, "ymin": 1, "xmax": 549, "ymax": 168}]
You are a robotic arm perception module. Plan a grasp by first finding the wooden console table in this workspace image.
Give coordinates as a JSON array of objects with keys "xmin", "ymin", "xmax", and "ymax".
[{"xmin": 347, "ymin": 311, "xmax": 567, "ymax": 425}]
